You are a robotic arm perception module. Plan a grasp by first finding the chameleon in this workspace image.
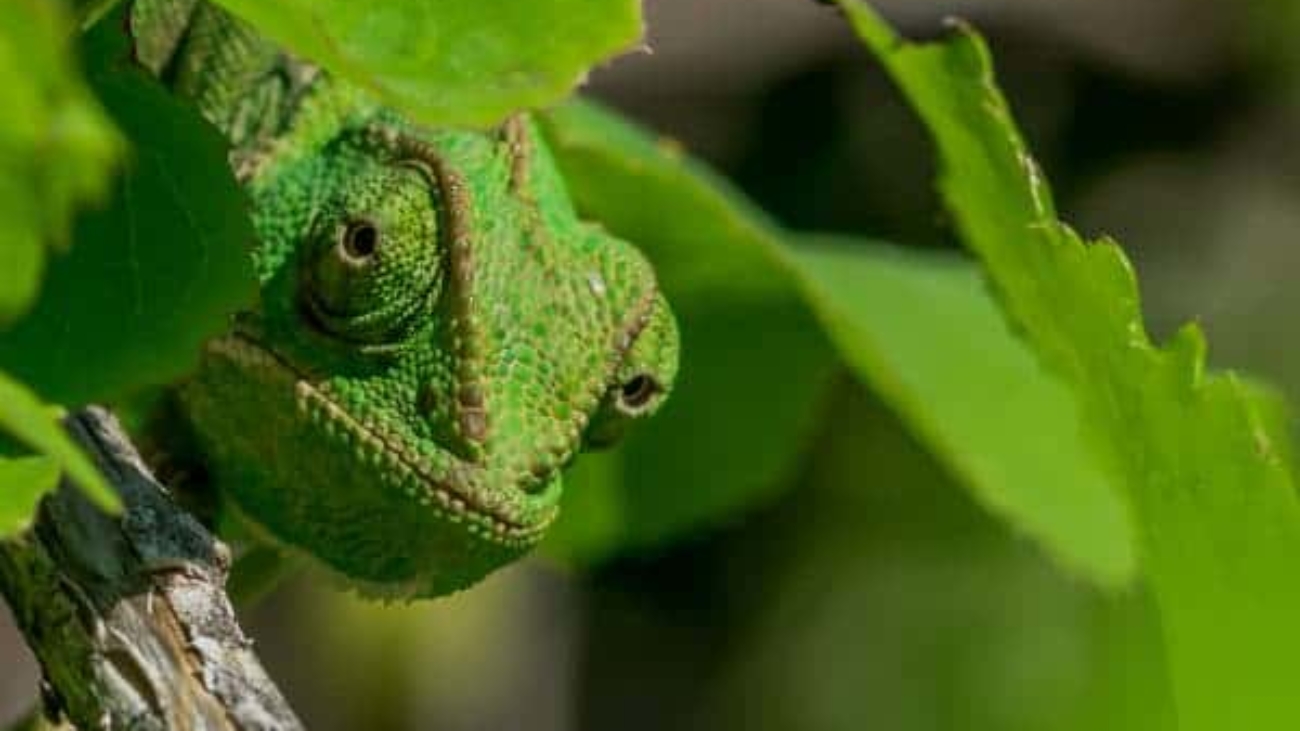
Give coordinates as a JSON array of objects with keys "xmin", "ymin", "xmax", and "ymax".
[{"xmin": 129, "ymin": 0, "xmax": 679, "ymax": 598}]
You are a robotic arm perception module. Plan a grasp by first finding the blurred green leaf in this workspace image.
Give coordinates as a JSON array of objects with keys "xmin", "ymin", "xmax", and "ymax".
[
  {"xmin": 0, "ymin": 370, "xmax": 115, "ymax": 518},
  {"xmin": 790, "ymin": 238, "xmax": 1134, "ymax": 586},
  {"xmin": 0, "ymin": 15, "xmax": 255, "ymax": 407},
  {"xmin": 540, "ymin": 101, "xmax": 839, "ymax": 563},
  {"xmin": 540, "ymin": 101, "xmax": 1131, "ymax": 586},
  {"xmin": 714, "ymin": 386, "xmax": 1173, "ymax": 731},
  {"xmin": 0, "ymin": 456, "xmax": 62, "ymax": 536},
  {"xmin": 840, "ymin": 2, "xmax": 1300, "ymax": 726},
  {"xmin": 0, "ymin": 0, "xmax": 123, "ymax": 325},
  {"xmin": 210, "ymin": 0, "xmax": 642, "ymax": 128},
  {"xmin": 545, "ymin": 105, "xmax": 837, "ymax": 565},
  {"xmin": 1237, "ymin": 0, "xmax": 1300, "ymax": 83}
]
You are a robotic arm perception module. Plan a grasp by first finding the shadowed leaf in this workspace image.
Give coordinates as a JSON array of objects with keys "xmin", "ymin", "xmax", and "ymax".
[
  {"xmin": 0, "ymin": 16, "xmax": 255, "ymax": 407},
  {"xmin": 0, "ymin": 0, "xmax": 122, "ymax": 324}
]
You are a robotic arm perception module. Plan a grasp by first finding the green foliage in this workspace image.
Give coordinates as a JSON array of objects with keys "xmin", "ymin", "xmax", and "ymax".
[
  {"xmin": 840, "ymin": 1, "xmax": 1300, "ymax": 726},
  {"xmin": 540, "ymin": 100, "xmax": 1132, "ymax": 586},
  {"xmin": 0, "ymin": 9, "xmax": 250, "ymax": 534},
  {"xmin": 0, "ymin": 0, "xmax": 122, "ymax": 325},
  {"xmin": 791, "ymin": 238, "xmax": 1133, "ymax": 585},
  {"xmin": 0, "ymin": 0, "xmax": 124, "ymax": 532},
  {"xmin": 1239, "ymin": 0, "xmax": 1300, "ymax": 79},
  {"xmin": 0, "ymin": 456, "xmax": 62, "ymax": 535},
  {"xmin": 539, "ymin": 101, "xmax": 838, "ymax": 563},
  {"xmin": 2, "ymin": 3, "xmax": 1295, "ymax": 724},
  {"xmin": 0, "ymin": 15, "xmax": 255, "ymax": 407},
  {"xmin": 0, "ymin": 371, "xmax": 115, "ymax": 519},
  {"xmin": 210, "ymin": 0, "xmax": 642, "ymax": 128},
  {"xmin": 717, "ymin": 388, "xmax": 1175, "ymax": 731}
]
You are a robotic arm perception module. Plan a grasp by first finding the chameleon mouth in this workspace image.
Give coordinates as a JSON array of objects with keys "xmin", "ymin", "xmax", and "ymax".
[{"xmin": 203, "ymin": 333, "xmax": 555, "ymax": 548}]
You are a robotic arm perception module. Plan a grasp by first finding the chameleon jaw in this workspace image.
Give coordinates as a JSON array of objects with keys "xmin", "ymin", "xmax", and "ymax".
[{"xmin": 202, "ymin": 333, "xmax": 556, "ymax": 550}]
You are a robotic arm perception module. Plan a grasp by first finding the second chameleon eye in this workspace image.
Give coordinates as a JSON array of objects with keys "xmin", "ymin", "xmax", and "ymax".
[{"xmin": 619, "ymin": 374, "xmax": 659, "ymax": 410}]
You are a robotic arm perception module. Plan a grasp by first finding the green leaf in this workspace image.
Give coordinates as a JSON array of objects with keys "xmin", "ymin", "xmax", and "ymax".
[
  {"xmin": 724, "ymin": 386, "xmax": 1174, "ymax": 731},
  {"xmin": 0, "ymin": 0, "xmax": 123, "ymax": 324},
  {"xmin": 210, "ymin": 0, "xmax": 642, "ymax": 128},
  {"xmin": 540, "ymin": 101, "xmax": 1132, "ymax": 586},
  {"xmin": 0, "ymin": 370, "xmax": 115, "ymax": 514},
  {"xmin": 839, "ymin": 2, "xmax": 1300, "ymax": 726},
  {"xmin": 0, "ymin": 16, "xmax": 255, "ymax": 407},
  {"xmin": 789, "ymin": 237, "xmax": 1134, "ymax": 586},
  {"xmin": 0, "ymin": 456, "xmax": 62, "ymax": 536},
  {"xmin": 539, "ymin": 101, "xmax": 839, "ymax": 562}
]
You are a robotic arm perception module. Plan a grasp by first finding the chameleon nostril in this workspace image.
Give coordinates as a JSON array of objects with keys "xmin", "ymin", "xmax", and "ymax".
[
  {"xmin": 417, "ymin": 383, "xmax": 438, "ymax": 416},
  {"xmin": 520, "ymin": 459, "xmax": 558, "ymax": 495}
]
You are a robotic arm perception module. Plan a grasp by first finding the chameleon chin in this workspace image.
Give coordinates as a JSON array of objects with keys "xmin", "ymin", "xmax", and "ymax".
[{"xmin": 136, "ymin": 0, "xmax": 679, "ymax": 598}]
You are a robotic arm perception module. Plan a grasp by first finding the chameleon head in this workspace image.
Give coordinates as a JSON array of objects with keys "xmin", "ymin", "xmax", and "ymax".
[{"xmin": 180, "ymin": 111, "xmax": 678, "ymax": 597}]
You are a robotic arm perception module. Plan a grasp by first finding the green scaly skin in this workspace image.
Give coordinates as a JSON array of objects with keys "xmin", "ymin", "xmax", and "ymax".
[{"xmin": 133, "ymin": 1, "xmax": 679, "ymax": 598}]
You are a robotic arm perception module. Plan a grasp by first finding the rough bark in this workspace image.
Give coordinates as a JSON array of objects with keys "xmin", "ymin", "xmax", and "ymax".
[{"xmin": 0, "ymin": 408, "xmax": 303, "ymax": 731}]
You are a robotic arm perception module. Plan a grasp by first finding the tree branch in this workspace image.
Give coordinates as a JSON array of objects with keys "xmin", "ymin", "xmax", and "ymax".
[{"xmin": 0, "ymin": 407, "xmax": 303, "ymax": 730}]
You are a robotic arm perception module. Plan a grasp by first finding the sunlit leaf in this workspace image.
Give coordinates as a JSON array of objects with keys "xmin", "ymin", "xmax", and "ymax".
[
  {"xmin": 209, "ymin": 0, "xmax": 642, "ymax": 128},
  {"xmin": 0, "ymin": 456, "xmax": 62, "ymax": 536},
  {"xmin": 839, "ymin": 2, "xmax": 1300, "ymax": 725},
  {"xmin": 540, "ymin": 101, "xmax": 1132, "ymax": 586},
  {"xmin": 790, "ymin": 237, "xmax": 1133, "ymax": 585},
  {"xmin": 0, "ymin": 370, "xmax": 114, "ymax": 514}
]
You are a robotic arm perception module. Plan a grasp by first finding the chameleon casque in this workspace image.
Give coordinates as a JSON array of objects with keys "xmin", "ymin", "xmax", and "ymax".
[{"xmin": 131, "ymin": 0, "xmax": 679, "ymax": 598}]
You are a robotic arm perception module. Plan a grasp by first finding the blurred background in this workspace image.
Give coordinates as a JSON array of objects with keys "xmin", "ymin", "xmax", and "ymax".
[{"xmin": 4, "ymin": 0, "xmax": 1298, "ymax": 727}]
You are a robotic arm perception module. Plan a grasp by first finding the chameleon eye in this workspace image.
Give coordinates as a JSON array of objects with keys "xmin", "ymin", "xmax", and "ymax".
[
  {"xmin": 340, "ymin": 219, "xmax": 381, "ymax": 260},
  {"xmin": 618, "ymin": 374, "xmax": 661, "ymax": 412},
  {"xmin": 583, "ymin": 301, "xmax": 678, "ymax": 450},
  {"xmin": 299, "ymin": 163, "xmax": 442, "ymax": 346},
  {"xmin": 584, "ymin": 373, "xmax": 666, "ymax": 449}
]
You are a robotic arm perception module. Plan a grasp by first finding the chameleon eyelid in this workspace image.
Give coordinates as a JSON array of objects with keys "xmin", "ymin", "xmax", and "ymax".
[
  {"xmin": 395, "ymin": 158, "xmax": 440, "ymax": 192},
  {"xmin": 359, "ymin": 125, "xmax": 469, "ymax": 270},
  {"xmin": 360, "ymin": 124, "xmax": 488, "ymax": 448},
  {"xmin": 360, "ymin": 124, "xmax": 446, "ymax": 200}
]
